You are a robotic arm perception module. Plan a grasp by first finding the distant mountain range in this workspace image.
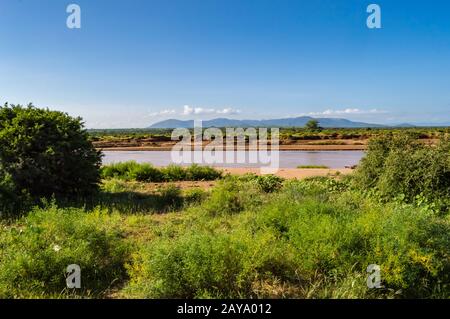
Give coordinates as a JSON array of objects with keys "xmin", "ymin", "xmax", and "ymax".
[{"xmin": 149, "ymin": 116, "xmax": 385, "ymax": 129}]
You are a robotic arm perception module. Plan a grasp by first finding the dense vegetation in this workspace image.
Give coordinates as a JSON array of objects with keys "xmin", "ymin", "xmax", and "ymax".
[
  {"xmin": 89, "ymin": 126, "xmax": 450, "ymax": 146},
  {"xmin": 101, "ymin": 162, "xmax": 222, "ymax": 182},
  {"xmin": 0, "ymin": 104, "xmax": 101, "ymax": 216},
  {"xmin": 0, "ymin": 105, "xmax": 449, "ymax": 299},
  {"xmin": 1, "ymin": 171, "xmax": 448, "ymax": 298},
  {"xmin": 353, "ymin": 133, "xmax": 450, "ymax": 212},
  {"xmin": 124, "ymin": 176, "xmax": 449, "ymax": 298},
  {"xmin": 297, "ymin": 165, "xmax": 330, "ymax": 169}
]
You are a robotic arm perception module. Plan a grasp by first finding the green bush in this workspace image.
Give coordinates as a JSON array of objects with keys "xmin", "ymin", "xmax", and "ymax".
[
  {"xmin": 162, "ymin": 165, "xmax": 187, "ymax": 181},
  {"xmin": 157, "ymin": 184, "xmax": 183, "ymax": 209},
  {"xmin": 232, "ymin": 174, "xmax": 284, "ymax": 193},
  {"xmin": 185, "ymin": 164, "xmax": 222, "ymax": 181},
  {"xmin": 1, "ymin": 176, "xmax": 449, "ymax": 299},
  {"xmin": 100, "ymin": 161, "xmax": 141, "ymax": 180},
  {"xmin": 124, "ymin": 178, "xmax": 450, "ymax": 299},
  {"xmin": 101, "ymin": 178, "xmax": 140, "ymax": 193},
  {"xmin": 184, "ymin": 188, "xmax": 208, "ymax": 205},
  {"xmin": 254, "ymin": 175, "xmax": 284, "ymax": 193},
  {"xmin": 202, "ymin": 177, "xmax": 264, "ymax": 216},
  {"xmin": 363, "ymin": 207, "xmax": 450, "ymax": 297},
  {"xmin": 353, "ymin": 133, "xmax": 450, "ymax": 210},
  {"xmin": 101, "ymin": 162, "xmax": 222, "ymax": 182},
  {"xmin": 129, "ymin": 163, "xmax": 164, "ymax": 182},
  {"xmin": 0, "ymin": 205, "xmax": 129, "ymax": 298},
  {"xmin": 124, "ymin": 231, "xmax": 298, "ymax": 298},
  {"xmin": 0, "ymin": 104, "xmax": 101, "ymax": 215},
  {"xmin": 252, "ymin": 183, "xmax": 450, "ymax": 297}
]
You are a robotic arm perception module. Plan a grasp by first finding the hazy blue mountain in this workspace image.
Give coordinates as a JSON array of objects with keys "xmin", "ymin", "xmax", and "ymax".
[
  {"xmin": 149, "ymin": 116, "xmax": 385, "ymax": 128},
  {"xmin": 407, "ymin": 122, "xmax": 450, "ymax": 127}
]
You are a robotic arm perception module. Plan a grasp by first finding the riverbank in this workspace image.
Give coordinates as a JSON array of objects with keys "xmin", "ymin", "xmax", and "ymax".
[
  {"xmin": 220, "ymin": 167, "xmax": 353, "ymax": 179},
  {"xmin": 132, "ymin": 168, "xmax": 353, "ymax": 192},
  {"xmin": 97, "ymin": 144, "xmax": 366, "ymax": 152}
]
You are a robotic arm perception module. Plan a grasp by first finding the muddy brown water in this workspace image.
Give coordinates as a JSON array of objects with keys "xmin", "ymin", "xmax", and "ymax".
[{"xmin": 102, "ymin": 150, "xmax": 365, "ymax": 169}]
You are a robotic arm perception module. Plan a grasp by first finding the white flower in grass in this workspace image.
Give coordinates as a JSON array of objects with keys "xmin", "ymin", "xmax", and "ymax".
[{"xmin": 53, "ymin": 244, "xmax": 61, "ymax": 252}]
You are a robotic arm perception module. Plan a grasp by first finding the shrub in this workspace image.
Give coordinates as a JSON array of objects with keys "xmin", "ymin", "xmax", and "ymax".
[
  {"xmin": 162, "ymin": 165, "xmax": 187, "ymax": 181},
  {"xmin": 101, "ymin": 178, "xmax": 141, "ymax": 193},
  {"xmin": 100, "ymin": 161, "xmax": 140, "ymax": 180},
  {"xmin": 126, "ymin": 234, "xmax": 249, "ymax": 298},
  {"xmin": 124, "ymin": 231, "xmax": 298, "ymax": 298},
  {"xmin": 124, "ymin": 176, "xmax": 450, "ymax": 299},
  {"xmin": 185, "ymin": 164, "xmax": 222, "ymax": 181},
  {"xmin": 255, "ymin": 184, "xmax": 450, "ymax": 298},
  {"xmin": 202, "ymin": 177, "xmax": 263, "ymax": 216},
  {"xmin": 254, "ymin": 175, "xmax": 284, "ymax": 193},
  {"xmin": 0, "ymin": 104, "xmax": 101, "ymax": 215},
  {"xmin": 129, "ymin": 163, "xmax": 164, "ymax": 182},
  {"xmin": 101, "ymin": 162, "xmax": 222, "ymax": 182},
  {"xmin": 0, "ymin": 205, "xmax": 129, "ymax": 298},
  {"xmin": 353, "ymin": 133, "xmax": 450, "ymax": 210},
  {"xmin": 362, "ymin": 206, "xmax": 450, "ymax": 297},
  {"xmin": 184, "ymin": 188, "xmax": 208, "ymax": 205},
  {"xmin": 297, "ymin": 165, "xmax": 330, "ymax": 169},
  {"xmin": 157, "ymin": 184, "xmax": 183, "ymax": 210},
  {"xmin": 305, "ymin": 119, "xmax": 321, "ymax": 131}
]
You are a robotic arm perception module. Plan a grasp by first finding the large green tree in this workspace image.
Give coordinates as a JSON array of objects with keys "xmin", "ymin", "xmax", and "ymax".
[
  {"xmin": 305, "ymin": 119, "xmax": 321, "ymax": 131},
  {"xmin": 0, "ymin": 103, "xmax": 102, "ymax": 208}
]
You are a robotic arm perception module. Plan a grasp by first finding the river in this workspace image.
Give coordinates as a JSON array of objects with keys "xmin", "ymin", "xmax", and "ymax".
[{"xmin": 102, "ymin": 150, "xmax": 365, "ymax": 169}]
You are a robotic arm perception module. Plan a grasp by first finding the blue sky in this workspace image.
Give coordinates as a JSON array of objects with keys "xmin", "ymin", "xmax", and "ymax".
[{"xmin": 1, "ymin": 0, "xmax": 450, "ymax": 128}]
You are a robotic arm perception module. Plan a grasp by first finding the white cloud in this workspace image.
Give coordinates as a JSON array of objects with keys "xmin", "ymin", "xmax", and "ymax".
[
  {"xmin": 148, "ymin": 109, "xmax": 176, "ymax": 117},
  {"xmin": 145, "ymin": 105, "xmax": 242, "ymax": 123},
  {"xmin": 217, "ymin": 107, "xmax": 239, "ymax": 115},
  {"xmin": 306, "ymin": 108, "xmax": 387, "ymax": 116},
  {"xmin": 182, "ymin": 105, "xmax": 194, "ymax": 115},
  {"xmin": 183, "ymin": 105, "xmax": 240, "ymax": 116}
]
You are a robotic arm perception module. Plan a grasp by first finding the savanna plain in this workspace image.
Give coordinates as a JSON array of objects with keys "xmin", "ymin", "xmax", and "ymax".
[{"xmin": 0, "ymin": 105, "xmax": 449, "ymax": 299}]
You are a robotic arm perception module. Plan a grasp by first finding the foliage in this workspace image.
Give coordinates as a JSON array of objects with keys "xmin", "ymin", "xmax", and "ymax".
[
  {"xmin": 124, "ymin": 178, "xmax": 450, "ymax": 298},
  {"xmin": 1, "ymin": 175, "xmax": 449, "ymax": 299},
  {"xmin": 101, "ymin": 161, "xmax": 164, "ymax": 182},
  {"xmin": 100, "ymin": 162, "xmax": 222, "ymax": 182},
  {"xmin": 0, "ymin": 104, "xmax": 101, "ymax": 216},
  {"xmin": 125, "ymin": 231, "xmax": 295, "ymax": 298},
  {"xmin": 305, "ymin": 119, "xmax": 321, "ymax": 131},
  {"xmin": 157, "ymin": 184, "xmax": 183, "ymax": 209},
  {"xmin": 353, "ymin": 133, "xmax": 450, "ymax": 211},
  {"xmin": 90, "ymin": 126, "xmax": 449, "ymax": 148},
  {"xmin": 0, "ymin": 205, "xmax": 129, "ymax": 298},
  {"xmin": 94, "ymin": 180, "xmax": 185, "ymax": 214},
  {"xmin": 2, "ymin": 130, "xmax": 450, "ymax": 299},
  {"xmin": 201, "ymin": 177, "xmax": 264, "ymax": 216},
  {"xmin": 253, "ymin": 175, "xmax": 284, "ymax": 193},
  {"xmin": 297, "ymin": 165, "xmax": 329, "ymax": 169}
]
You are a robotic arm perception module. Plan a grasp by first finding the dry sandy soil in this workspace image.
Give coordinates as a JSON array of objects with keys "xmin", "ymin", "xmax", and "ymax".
[
  {"xmin": 94, "ymin": 138, "xmax": 369, "ymax": 151},
  {"xmin": 94, "ymin": 137, "xmax": 440, "ymax": 152},
  {"xmin": 219, "ymin": 167, "xmax": 353, "ymax": 179},
  {"xmin": 97, "ymin": 144, "xmax": 366, "ymax": 151}
]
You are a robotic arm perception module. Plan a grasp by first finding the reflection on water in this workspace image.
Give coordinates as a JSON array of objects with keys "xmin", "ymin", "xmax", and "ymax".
[{"xmin": 102, "ymin": 150, "xmax": 365, "ymax": 169}]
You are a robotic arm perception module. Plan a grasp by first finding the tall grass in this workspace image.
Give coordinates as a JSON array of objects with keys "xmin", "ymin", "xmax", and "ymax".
[
  {"xmin": 0, "ymin": 204, "xmax": 129, "ymax": 298},
  {"xmin": 123, "ymin": 177, "xmax": 450, "ymax": 298},
  {"xmin": 353, "ymin": 133, "xmax": 450, "ymax": 212},
  {"xmin": 297, "ymin": 165, "xmax": 330, "ymax": 169},
  {"xmin": 100, "ymin": 162, "xmax": 222, "ymax": 182},
  {"xmin": 1, "ymin": 134, "xmax": 449, "ymax": 299},
  {"xmin": 1, "ymin": 176, "xmax": 449, "ymax": 299}
]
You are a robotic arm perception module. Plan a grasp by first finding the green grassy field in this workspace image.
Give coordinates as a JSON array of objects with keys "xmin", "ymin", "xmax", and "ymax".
[
  {"xmin": 1, "ymin": 173, "xmax": 449, "ymax": 299},
  {"xmin": 1, "ymin": 131, "xmax": 449, "ymax": 299}
]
